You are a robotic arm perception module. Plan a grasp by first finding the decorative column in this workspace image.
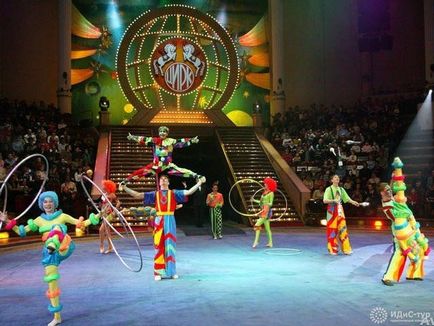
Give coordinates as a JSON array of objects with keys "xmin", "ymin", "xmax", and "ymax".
[
  {"xmin": 425, "ymin": 0, "xmax": 434, "ymax": 84},
  {"xmin": 269, "ymin": 0, "xmax": 286, "ymax": 117},
  {"xmin": 57, "ymin": 0, "xmax": 72, "ymax": 114}
]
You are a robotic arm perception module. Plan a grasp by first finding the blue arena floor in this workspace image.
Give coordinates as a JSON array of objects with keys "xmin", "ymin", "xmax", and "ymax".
[{"xmin": 1, "ymin": 226, "xmax": 433, "ymax": 326}]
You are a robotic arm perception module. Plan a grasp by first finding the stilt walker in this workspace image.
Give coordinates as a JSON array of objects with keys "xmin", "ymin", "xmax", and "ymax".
[{"xmin": 380, "ymin": 157, "xmax": 430, "ymax": 286}]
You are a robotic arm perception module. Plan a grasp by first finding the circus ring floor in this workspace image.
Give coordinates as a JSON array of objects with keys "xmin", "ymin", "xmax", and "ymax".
[{"xmin": 1, "ymin": 226, "xmax": 433, "ymax": 326}]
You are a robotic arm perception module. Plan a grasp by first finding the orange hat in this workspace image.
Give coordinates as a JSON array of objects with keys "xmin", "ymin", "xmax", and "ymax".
[
  {"xmin": 102, "ymin": 180, "xmax": 116, "ymax": 194},
  {"xmin": 263, "ymin": 177, "xmax": 277, "ymax": 192}
]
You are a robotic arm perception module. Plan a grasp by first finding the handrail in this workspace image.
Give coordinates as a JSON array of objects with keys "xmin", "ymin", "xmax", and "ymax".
[
  {"xmin": 215, "ymin": 128, "xmax": 251, "ymax": 225},
  {"xmin": 91, "ymin": 131, "xmax": 110, "ymax": 199},
  {"xmin": 106, "ymin": 130, "xmax": 112, "ymax": 178},
  {"xmin": 256, "ymin": 133, "xmax": 311, "ymax": 220}
]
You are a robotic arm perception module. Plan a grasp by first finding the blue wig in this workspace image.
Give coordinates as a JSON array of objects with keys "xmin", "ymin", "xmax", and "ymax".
[{"xmin": 38, "ymin": 191, "xmax": 59, "ymax": 211}]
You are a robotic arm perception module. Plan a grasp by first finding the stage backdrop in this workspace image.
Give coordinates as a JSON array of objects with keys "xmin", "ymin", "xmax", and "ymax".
[{"xmin": 71, "ymin": 0, "xmax": 269, "ymax": 127}]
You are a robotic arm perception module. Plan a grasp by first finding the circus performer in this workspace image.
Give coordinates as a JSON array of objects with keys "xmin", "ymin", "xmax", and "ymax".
[
  {"xmin": 0, "ymin": 191, "xmax": 100, "ymax": 326},
  {"xmin": 126, "ymin": 126, "xmax": 201, "ymax": 180},
  {"xmin": 380, "ymin": 158, "xmax": 430, "ymax": 286},
  {"xmin": 120, "ymin": 175, "xmax": 206, "ymax": 280},
  {"xmin": 98, "ymin": 180, "xmax": 120, "ymax": 254},
  {"xmin": 206, "ymin": 181, "xmax": 224, "ymax": 239},
  {"xmin": 323, "ymin": 174, "xmax": 360, "ymax": 255},
  {"xmin": 252, "ymin": 177, "xmax": 277, "ymax": 248}
]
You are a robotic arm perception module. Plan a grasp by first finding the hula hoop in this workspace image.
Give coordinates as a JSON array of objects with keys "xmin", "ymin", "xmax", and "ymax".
[
  {"xmin": 0, "ymin": 154, "xmax": 49, "ymax": 229},
  {"xmin": 264, "ymin": 248, "xmax": 302, "ymax": 256},
  {"xmin": 79, "ymin": 174, "xmax": 143, "ymax": 272},
  {"xmin": 251, "ymin": 187, "xmax": 288, "ymax": 221},
  {"xmin": 228, "ymin": 179, "xmax": 263, "ymax": 217}
]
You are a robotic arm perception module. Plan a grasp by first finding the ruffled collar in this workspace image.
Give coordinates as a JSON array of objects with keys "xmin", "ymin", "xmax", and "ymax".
[{"xmin": 41, "ymin": 210, "xmax": 63, "ymax": 221}]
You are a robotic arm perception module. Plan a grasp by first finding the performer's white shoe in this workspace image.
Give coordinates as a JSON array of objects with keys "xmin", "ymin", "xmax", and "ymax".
[
  {"xmin": 154, "ymin": 275, "xmax": 162, "ymax": 281},
  {"xmin": 172, "ymin": 274, "xmax": 179, "ymax": 279},
  {"xmin": 48, "ymin": 317, "xmax": 61, "ymax": 326}
]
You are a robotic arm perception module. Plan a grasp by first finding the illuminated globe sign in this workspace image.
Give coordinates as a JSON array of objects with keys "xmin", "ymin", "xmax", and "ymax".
[
  {"xmin": 116, "ymin": 4, "xmax": 239, "ymax": 119},
  {"xmin": 151, "ymin": 38, "xmax": 207, "ymax": 94}
]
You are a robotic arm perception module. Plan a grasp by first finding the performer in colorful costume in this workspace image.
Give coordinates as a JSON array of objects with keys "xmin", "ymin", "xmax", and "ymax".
[
  {"xmin": 0, "ymin": 191, "xmax": 100, "ymax": 326},
  {"xmin": 323, "ymin": 174, "xmax": 360, "ymax": 255},
  {"xmin": 206, "ymin": 181, "xmax": 224, "ymax": 239},
  {"xmin": 252, "ymin": 177, "xmax": 277, "ymax": 248},
  {"xmin": 98, "ymin": 180, "xmax": 120, "ymax": 254},
  {"xmin": 126, "ymin": 126, "xmax": 201, "ymax": 180},
  {"xmin": 120, "ymin": 175, "xmax": 205, "ymax": 280},
  {"xmin": 380, "ymin": 157, "xmax": 430, "ymax": 286}
]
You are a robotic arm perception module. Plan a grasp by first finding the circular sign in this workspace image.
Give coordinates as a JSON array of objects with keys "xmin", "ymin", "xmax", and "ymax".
[{"xmin": 151, "ymin": 38, "xmax": 206, "ymax": 94}]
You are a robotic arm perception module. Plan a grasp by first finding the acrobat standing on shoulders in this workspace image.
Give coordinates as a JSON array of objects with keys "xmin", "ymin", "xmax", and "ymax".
[{"xmin": 126, "ymin": 125, "xmax": 201, "ymax": 180}]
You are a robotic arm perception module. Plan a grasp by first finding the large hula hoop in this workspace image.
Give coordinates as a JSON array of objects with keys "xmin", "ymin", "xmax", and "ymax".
[
  {"xmin": 264, "ymin": 248, "xmax": 302, "ymax": 256},
  {"xmin": 79, "ymin": 174, "xmax": 143, "ymax": 273},
  {"xmin": 0, "ymin": 154, "xmax": 49, "ymax": 229},
  {"xmin": 228, "ymin": 179, "xmax": 263, "ymax": 217},
  {"xmin": 251, "ymin": 187, "xmax": 289, "ymax": 221}
]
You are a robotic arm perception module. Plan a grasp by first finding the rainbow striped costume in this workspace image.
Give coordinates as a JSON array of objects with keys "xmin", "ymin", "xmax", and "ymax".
[
  {"xmin": 323, "ymin": 185, "xmax": 352, "ymax": 255},
  {"xmin": 144, "ymin": 189, "xmax": 187, "ymax": 278},
  {"xmin": 382, "ymin": 158, "xmax": 430, "ymax": 283}
]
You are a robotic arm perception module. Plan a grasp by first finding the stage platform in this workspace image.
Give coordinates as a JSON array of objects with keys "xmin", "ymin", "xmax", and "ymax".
[{"xmin": 1, "ymin": 226, "xmax": 433, "ymax": 326}]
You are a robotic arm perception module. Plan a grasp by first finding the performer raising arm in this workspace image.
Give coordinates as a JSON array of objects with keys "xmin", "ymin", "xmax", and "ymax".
[
  {"xmin": 126, "ymin": 125, "xmax": 201, "ymax": 180},
  {"xmin": 0, "ymin": 191, "xmax": 100, "ymax": 326},
  {"xmin": 323, "ymin": 174, "xmax": 360, "ymax": 255},
  {"xmin": 120, "ymin": 175, "xmax": 206, "ymax": 280}
]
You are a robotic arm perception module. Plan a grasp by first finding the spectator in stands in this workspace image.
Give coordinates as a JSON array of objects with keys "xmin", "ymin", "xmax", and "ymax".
[
  {"xmin": 312, "ymin": 185, "xmax": 325, "ymax": 200},
  {"xmin": 5, "ymin": 152, "xmax": 18, "ymax": 167}
]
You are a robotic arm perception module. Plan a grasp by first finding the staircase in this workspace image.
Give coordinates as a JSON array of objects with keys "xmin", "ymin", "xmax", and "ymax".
[
  {"xmin": 216, "ymin": 128, "xmax": 302, "ymax": 226},
  {"xmin": 106, "ymin": 126, "xmax": 302, "ymax": 228},
  {"xmin": 109, "ymin": 126, "xmax": 157, "ymax": 228},
  {"xmin": 396, "ymin": 130, "xmax": 434, "ymax": 178}
]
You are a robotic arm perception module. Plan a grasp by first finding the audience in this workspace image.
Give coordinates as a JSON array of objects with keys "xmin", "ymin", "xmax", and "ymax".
[
  {"xmin": 0, "ymin": 97, "xmax": 98, "ymax": 219},
  {"xmin": 270, "ymin": 94, "xmax": 434, "ymax": 219}
]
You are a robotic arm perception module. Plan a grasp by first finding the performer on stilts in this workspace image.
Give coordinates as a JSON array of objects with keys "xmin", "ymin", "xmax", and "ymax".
[
  {"xmin": 380, "ymin": 157, "xmax": 430, "ymax": 286},
  {"xmin": 98, "ymin": 180, "xmax": 120, "ymax": 254},
  {"xmin": 126, "ymin": 126, "xmax": 201, "ymax": 181},
  {"xmin": 252, "ymin": 177, "xmax": 277, "ymax": 249},
  {"xmin": 120, "ymin": 175, "xmax": 206, "ymax": 280},
  {"xmin": 206, "ymin": 181, "xmax": 224, "ymax": 239},
  {"xmin": 323, "ymin": 174, "xmax": 360, "ymax": 255},
  {"xmin": 0, "ymin": 191, "xmax": 100, "ymax": 326}
]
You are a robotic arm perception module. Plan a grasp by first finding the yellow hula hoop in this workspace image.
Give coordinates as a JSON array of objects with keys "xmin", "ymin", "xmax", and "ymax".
[
  {"xmin": 228, "ymin": 178, "xmax": 264, "ymax": 217},
  {"xmin": 251, "ymin": 187, "xmax": 288, "ymax": 221}
]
